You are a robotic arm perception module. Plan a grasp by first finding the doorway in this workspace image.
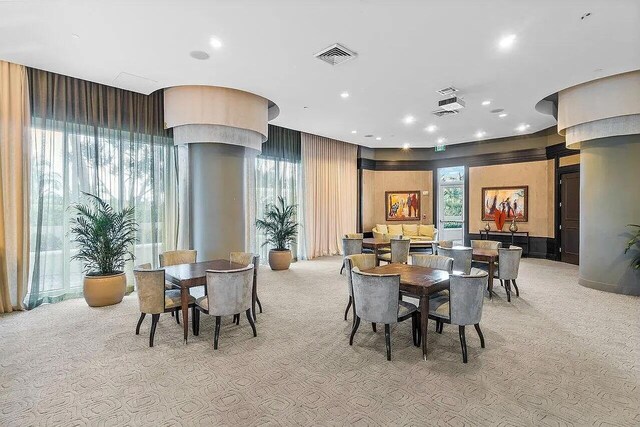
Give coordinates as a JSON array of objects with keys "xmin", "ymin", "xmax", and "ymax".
[
  {"xmin": 559, "ymin": 170, "xmax": 580, "ymax": 264},
  {"xmin": 437, "ymin": 166, "xmax": 465, "ymax": 245}
]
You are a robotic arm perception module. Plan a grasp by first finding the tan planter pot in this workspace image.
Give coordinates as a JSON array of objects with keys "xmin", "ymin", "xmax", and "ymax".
[
  {"xmin": 83, "ymin": 272, "xmax": 126, "ymax": 307},
  {"xmin": 268, "ymin": 249, "xmax": 292, "ymax": 271}
]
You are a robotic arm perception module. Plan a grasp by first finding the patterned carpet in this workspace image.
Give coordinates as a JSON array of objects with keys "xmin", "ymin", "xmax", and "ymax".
[{"xmin": 1, "ymin": 257, "xmax": 639, "ymax": 426}]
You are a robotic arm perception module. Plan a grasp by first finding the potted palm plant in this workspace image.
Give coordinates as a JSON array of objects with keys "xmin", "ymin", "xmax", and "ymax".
[
  {"xmin": 625, "ymin": 224, "xmax": 640, "ymax": 270},
  {"xmin": 256, "ymin": 196, "xmax": 299, "ymax": 270},
  {"xmin": 70, "ymin": 192, "xmax": 138, "ymax": 307}
]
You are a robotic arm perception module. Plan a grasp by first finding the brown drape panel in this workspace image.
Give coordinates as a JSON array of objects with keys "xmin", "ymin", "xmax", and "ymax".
[
  {"xmin": 0, "ymin": 61, "xmax": 30, "ymax": 313},
  {"xmin": 301, "ymin": 133, "xmax": 357, "ymax": 258}
]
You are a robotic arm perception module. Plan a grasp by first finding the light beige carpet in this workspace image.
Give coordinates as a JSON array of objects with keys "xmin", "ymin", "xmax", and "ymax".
[{"xmin": 1, "ymin": 257, "xmax": 639, "ymax": 426}]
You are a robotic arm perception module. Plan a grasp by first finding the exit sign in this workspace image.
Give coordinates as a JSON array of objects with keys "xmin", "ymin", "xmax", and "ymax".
[{"xmin": 435, "ymin": 145, "xmax": 446, "ymax": 152}]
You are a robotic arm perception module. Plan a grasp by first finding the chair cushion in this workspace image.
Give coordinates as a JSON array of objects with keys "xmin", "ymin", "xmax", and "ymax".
[
  {"xmin": 165, "ymin": 290, "xmax": 195, "ymax": 309},
  {"xmin": 428, "ymin": 296, "xmax": 450, "ymax": 320},
  {"xmin": 429, "ymin": 289, "xmax": 449, "ymax": 298},
  {"xmin": 387, "ymin": 224, "xmax": 403, "ymax": 235},
  {"xmin": 398, "ymin": 300, "xmax": 418, "ymax": 318},
  {"xmin": 419, "ymin": 224, "xmax": 435, "ymax": 239},
  {"xmin": 195, "ymin": 295, "xmax": 209, "ymax": 311},
  {"xmin": 376, "ymin": 224, "xmax": 388, "ymax": 234},
  {"xmin": 402, "ymin": 224, "xmax": 418, "ymax": 236},
  {"xmin": 377, "ymin": 253, "xmax": 391, "ymax": 261}
]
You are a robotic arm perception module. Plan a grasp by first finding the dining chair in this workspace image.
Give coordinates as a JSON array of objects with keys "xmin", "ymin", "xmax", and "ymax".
[
  {"xmin": 377, "ymin": 238, "xmax": 410, "ymax": 264},
  {"xmin": 411, "ymin": 254, "xmax": 453, "ymax": 273},
  {"xmin": 343, "ymin": 254, "xmax": 377, "ymax": 323},
  {"xmin": 438, "ymin": 246, "xmax": 472, "ymax": 274},
  {"xmin": 159, "ymin": 249, "xmax": 198, "ymax": 320},
  {"xmin": 349, "ymin": 268, "xmax": 420, "ymax": 361},
  {"xmin": 341, "ymin": 237, "xmax": 364, "ymax": 274},
  {"xmin": 134, "ymin": 263, "xmax": 197, "ymax": 347},
  {"xmin": 193, "ymin": 265, "xmax": 256, "ymax": 349},
  {"xmin": 470, "ymin": 240, "xmax": 501, "ymax": 250},
  {"xmin": 431, "ymin": 240, "xmax": 453, "ymax": 255},
  {"xmin": 230, "ymin": 252, "xmax": 261, "ymax": 322},
  {"xmin": 428, "ymin": 268, "xmax": 489, "ymax": 363},
  {"xmin": 495, "ymin": 246, "xmax": 523, "ymax": 302},
  {"xmin": 345, "ymin": 233, "xmax": 364, "ymax": 239}
]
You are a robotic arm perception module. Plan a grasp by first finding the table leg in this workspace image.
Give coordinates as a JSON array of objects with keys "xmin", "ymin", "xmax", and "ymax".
[
  {"xmin": 420, "ymin": 295, "xmax": 429, "ymax": 360},
  {"xmin": 181, "ymin": 287, "xmax": 189, "ymax": 343},
  {"xmin": 487, "ymin": 257, "xmax": 495, "ymax": 298},
  {"xmin": 252, "ymin": 274, "xmax": 257, "ymax": 322},
  {"xmin": 374, "ymin": 247, "xmax": 380, "ymax": 266}
]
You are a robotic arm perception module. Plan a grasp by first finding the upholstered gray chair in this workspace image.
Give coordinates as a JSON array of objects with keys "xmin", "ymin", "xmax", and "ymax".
[
  {"xmin": 230, "ymin": 252, "xmax": 261, "ymax": 322},
  {"xmin": 194, "ymin": 265, "xmax": 256, "ymax": 349},
  {"xmin": 134, "ymin": 263, "xmax": 197, "ymax": 347},
  {"xmin": 495, "ymin": 246, "xmax": 523, "ymax": 302},
  {"xmin": 377, "ymin": 238, "xmax": 410, "ymax": 264},
  {"xmin": 431, "ymin": 240, "xmax": 453, "ymax": 255},
  {"xmin": 470, "ymin": 240, "xmax": 501, "ymax": 250},
  {"xmin": 349, "ymin": 268, "xmax": 420, "ymax": 360},
  {"xmin": 159, "ymin": 250, "xmax": 197, "ymax": 292},
  {"xmin": 341, "ymin": 237, "xmax": 364, "ymax": 274},
  {"xmin": 438, "ymin": 246, "xmax": 473, "ymax": 274},
  {"xmin": 411, "ymin": 254, "xmax": 453, "ymax": 273},
  {"xmin": 345, "ymin": 233, "xmax": 364, "ymax": 239},
  {"xmin": 343, "ymin": 254, "xmax": 377, "ymax": 323},
  {"xmin": 428, "ymin": 268, "xmax": 489, "ymax": 363}
]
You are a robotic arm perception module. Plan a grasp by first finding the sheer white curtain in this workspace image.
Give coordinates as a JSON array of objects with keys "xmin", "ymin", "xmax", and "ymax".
[{"xmin": 301, "ymin": 133, "xmax": 357, "ymax": 259}]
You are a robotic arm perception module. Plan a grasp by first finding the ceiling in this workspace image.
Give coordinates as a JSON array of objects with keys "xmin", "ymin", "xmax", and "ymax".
[{"xmin": 1, "ymin": 0, "xmax": 639, "ymax": 148}]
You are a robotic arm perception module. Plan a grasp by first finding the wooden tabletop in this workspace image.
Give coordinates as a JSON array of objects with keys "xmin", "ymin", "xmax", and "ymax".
[
  {"xmin": 362, "ymin": 238, "xmax": 391, "ymax": 247},
  {"xmin": 164, "ymin": 259, "xmax": 247, "ymax": 288},
  {"xmin": 452, "ymin": 246, "xmax": 499, "ymax": 259},
  {"xmin": 363, "ymin": 263, "xmax": 449, "ymax": 296}
]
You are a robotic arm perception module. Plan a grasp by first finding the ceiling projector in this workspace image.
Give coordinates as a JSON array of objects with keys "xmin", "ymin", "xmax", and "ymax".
[{"xmin": 438, "ymin": 96, "xmax": 466, "ymax": 111}]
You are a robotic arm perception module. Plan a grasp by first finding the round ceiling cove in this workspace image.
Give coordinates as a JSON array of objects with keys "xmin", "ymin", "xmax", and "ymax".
[{"xmin": 189, "ymin": 50, "xmax": 210, "ymax": 60}]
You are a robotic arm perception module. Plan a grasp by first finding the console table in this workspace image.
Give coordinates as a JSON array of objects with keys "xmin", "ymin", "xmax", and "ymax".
[{"xmin": 479, "ymin": 230, "xmax": 530, "ymax": 256}]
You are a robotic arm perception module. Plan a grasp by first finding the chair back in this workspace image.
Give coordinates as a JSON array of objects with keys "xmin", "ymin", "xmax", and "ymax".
[
  {"xmin": 449, "ymin": 268, "xmax": 488, "ymax": 326},
  {"xmin": 382, "ymin": 234, "xmax": 402, "ymax": 242},
  {"xmin": 345, "ymin": 233, "xmax": 364, "ymax": 239},
  {"xmin": 351, "ymin": 268, "xmax": 400, "ymax": 324},
  {"xmin": 344, "ymin": 254, "xmax": 377, "ymax": 296},
  {"xmin": 230, "ymin": 251, "xmax": 260, "ymax": 282},
  {"xmin": 134, "ymin": 265, "xmax": 165, "ymax": 314},
  {"xmin": 438, "ymin": 247, "xmax": 472, "ymax": 274},
  {"xmin": 497, "ymin": 246, "xmax": 522, "ymax": 279},
  {"xmin": 342, "ymin": 238, "xmax": 363, "ymax": 257},
  {"xmin": 411, "ymin": 254, "xmax": 453, "ymax": 273},
  {"xmin": 431, "ymin": 240, "xmax": 453, "ymax": 255},
  {"xmin": 204, "ymin": 265, "xmax": 254, "ymax": 316},
  {"xmin": 470, "ymin": 240, "xmax": 501, "ymax": 250},
  {"xmin": 159, "ymin": 250, "xmax": 197, "ymax": 267},
  {"xmin": 390, "ymin": 238, "xmax": 410, "ymax": 263}
]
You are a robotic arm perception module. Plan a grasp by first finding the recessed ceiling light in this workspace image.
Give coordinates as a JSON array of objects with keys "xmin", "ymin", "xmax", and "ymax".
[
  {"xmin": 209, "ymin": 37, "xmax": 223, "ymax": 49},
  {"xmin": 351, "ymin": 130, "xmax": 357, "ymax": 134},
  {"xmin": 498, "ymin": 113, "xmax": 508, "ymax": 118},
  {"xmin": 475, "ymin": 131, "xmax": 486, "ymax": 138},
  {"xmin": 402, "ymin": 143, "xmax": 411, "ymax": 150},
  {"xmin": 481, "ymin": 100, "xmax": 491, "ymax": 106},
  {"xmin": 376, "ymin": 137, "xmax": 382, "ymax": 141},
  {"xmin": 516, "ymin": 124, "xmax": 531, "ymax": 132},
  {"xmin": 499, "ymin": 34, "xmax": 517, "ymax": 50},
  {"xmin": 340, "ymin": 91, "xmax": 350, "ymax": 99},
  {"xmin": 425, "ymin": 125, "xmax": 438, "ymax": 133},
  {"xmin": 437, "ymin": 137, "xmax": 446, "ymax": 144},
  {"xmin": 190, "ymin": 50, "xmax": 210, "ymax": 60},
  {"xmin": 403, "ymin": 115, "xmax": 416, "ymax": 124}
]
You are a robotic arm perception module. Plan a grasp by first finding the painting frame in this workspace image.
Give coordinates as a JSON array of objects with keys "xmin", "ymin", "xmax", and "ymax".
[
  {"xmin": 481, "ymin": 186, "xmax": 529, "ymax": 222},
  {"xmin": 385, "ymin": 191, "xmax": 421, "ymax": 221}
]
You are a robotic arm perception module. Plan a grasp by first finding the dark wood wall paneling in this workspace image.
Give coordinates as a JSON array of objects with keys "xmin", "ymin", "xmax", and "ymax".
[{"xmin": 359, "ymin": 142, "xmax": 578, "ymax": 260}]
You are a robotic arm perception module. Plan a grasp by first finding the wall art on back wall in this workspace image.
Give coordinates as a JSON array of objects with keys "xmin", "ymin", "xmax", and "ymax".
[
  {"xmin": 385, "ymin": 191, "xmax": 420, "ymax": 221},
  {"xmin": 482, "ymin": 186, "xmax": 529, "ymax": 227}
]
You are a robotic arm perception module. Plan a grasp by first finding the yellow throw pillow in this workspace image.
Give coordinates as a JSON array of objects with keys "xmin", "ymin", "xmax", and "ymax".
[
  {"xmin": 387, "ymin": 224, "xmax": 403, "ymax": 235},
  {"xmin": 419, "ymin": 224, "xmax": 435, "ymax": 239},
  {"xmin": 372, "ymin": 230, "xmax": 384, "ymax": 240},
  {"xmin": 402, "ymin": 224, "xmax": 418, "ymax": 236},
  {"xmin": 376, "ymin": 224, "xmax": 388, "ymax": 234}
]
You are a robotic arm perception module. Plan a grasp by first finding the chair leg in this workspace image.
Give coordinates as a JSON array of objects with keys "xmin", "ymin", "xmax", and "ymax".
[
  {"xmin": 349, "ymin": 316, "xmax": 361, "ymax": 345},
  {"xmin": 371, "ymin": 323, "xmax": 377, "ymax": 333},
  {"xmin": 256, "ymin": 296, "xmax": 263, "ymax": 313},
  {"xmin": 136, "ymin": 313, "xmax": 146, "ymax": 335},
  {"xmin": 171, "ymin": 310, "xmax": 174, "ymax": 317},
  {"xmin": 505, "ymin": 280, "xmax": 512, "ymax": 302},
  {"xmin": 434, "ymin": 319, "xmax": 440, "ymax": 332},
  {"xmin": 384, "ymin": 324, "xmax": 391, "ymax": 361},
  {"xmin": 474, "ymin": 323, "xmax": 485, "ymax": 348},
  {"xmin": 344, "ymin": 296, "xmax": 352, "ymax": 321},
  {"xmin": 340, "ymin": 263, "xmax": 345, "ymax": 275},
  {"xmin": 194, "ymin": 309, "xmax": 200, "ymax": 336},
  {"xmin": 214, "ymin": 316, "xmax": 221, "ymax": 349},
  {"xmin": 191, "ymin": 306, "xmax": 198, "ymax": 336},
  {"xmin": 459, "ymin": 325, "xmax": 468, "ymax": 363},
  {"xmin": 149, "ymin": 314, "xmax": 160, "ymax": 347},
  {"xmin": 234, "ymin": 313, "xmax": 240, "ymax": 325},
  {"xmin": 175, "ymin": 308, "xmax": 180, "ymax": 324},
  {"xmin": 246, "ymin": 309, "xmax": 257, "ymax": 337},
  {"xmin": 512, "ymin": 279, "xmax": 520, "ymax": 296},
  {"xmin": 412, "ymin": 313, "xmax": 419, "ymax": 347},
  {"xmin": 500, "ymin": 279, "xmax": 504, "ymax": 287}
]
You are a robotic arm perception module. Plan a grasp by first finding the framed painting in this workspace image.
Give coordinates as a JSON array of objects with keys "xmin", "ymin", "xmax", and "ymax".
[
  {"xmin": 481, "ymin": 186, "xmax": 528, "ymax": 222},
  {"xmin": 385, "ymin": 191, "xmax": 420, "ymax": 221}
]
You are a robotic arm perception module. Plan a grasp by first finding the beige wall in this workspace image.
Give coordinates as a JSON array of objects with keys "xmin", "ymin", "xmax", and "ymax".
[
  {"xmin": 468, "ymin": 160, "xmax": 555, "ymax": 238},
  {"xmin": 362, "ymin": 170, "xmax": 433, "ymax": 231},
  {"xmin": 559, "ymin": 153, "xmax": 580, "ymax": 167}
]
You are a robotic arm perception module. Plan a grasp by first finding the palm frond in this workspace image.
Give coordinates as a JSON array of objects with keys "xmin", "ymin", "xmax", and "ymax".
[{"xmin": 256, "ymin": 196, "xmax": 300, "ymax": 250}]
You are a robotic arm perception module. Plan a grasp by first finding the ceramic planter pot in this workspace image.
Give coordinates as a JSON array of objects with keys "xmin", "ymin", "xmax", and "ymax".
[
  {"xmin": 83, "ymin": 272, "xmax": 126, "ymax": 307},
  {"xmin": 268, "ymin": 249, "xmax": 292, "ymax": 271}
]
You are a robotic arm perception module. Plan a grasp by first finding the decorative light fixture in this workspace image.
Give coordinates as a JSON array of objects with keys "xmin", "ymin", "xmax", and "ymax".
[
  {"xmin": 403, "ymin": 115, "xmax": 416, "ymax": 124},
  {"xmin": 340, "ymin": 91, "xmax": 350, "ymax": 99},
  {"xmin": 425, "ymin": 125, "xmax": 438, "ymax": 133},
  {"xmin": 437, "ymin": 137, "xmax": 446, "ymax": 144},
  {"xmin": 498, "ymin": 113, "xmax": 508, "ymax": 118},
  {"xmin": 402, "ymin": 143, "xmax": 410, "ymax": 150},
  {"xmin": 351, "ymin": 130, "xmax": 357, "ymax": 134},
  {"xmin": 499, "ymin": 34, "xmax": 517, "ymax": 50},
  {"xmin": 475, "ymin": 130, "xmax": 486, "ymax": 138},
  {"xmin": 376, "ymin": 137, "xmax": 382, "ymax": 141},
  {"xmin": 209, "ymin": 37, "xmax": 223, "ymax": 49},
  {"xmin": 516, "ymin": 124, "xmax": 531, "ymax": 132},
  {"xmin": 482, "ymin": 100, "xmax": 491, "ymax": 106}
]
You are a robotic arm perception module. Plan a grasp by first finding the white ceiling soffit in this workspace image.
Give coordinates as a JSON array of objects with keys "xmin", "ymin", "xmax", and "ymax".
[{"xmin": 0, "ymin": 0, "xmax": 638, "ymax": 148}]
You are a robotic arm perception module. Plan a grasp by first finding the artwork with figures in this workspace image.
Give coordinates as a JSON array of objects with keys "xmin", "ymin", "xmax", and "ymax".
[
  {"xmin": 385, "ymin": 191, "xmax": 420, "ymax": 221},
  {"xmin": 482, "ymin": 186, "xmax": 528, "ymax": 222}
]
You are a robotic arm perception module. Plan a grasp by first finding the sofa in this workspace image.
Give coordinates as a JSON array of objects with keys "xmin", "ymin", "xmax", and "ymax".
[{"xmin": 371, "ymin": 223, "xmax": 438, "ymax": 244}]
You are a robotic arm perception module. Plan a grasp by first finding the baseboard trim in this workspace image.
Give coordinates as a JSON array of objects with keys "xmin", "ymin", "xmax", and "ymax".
[{"xmin": 579, "ymin": 276, "xmax": 640, "ymax": 296}]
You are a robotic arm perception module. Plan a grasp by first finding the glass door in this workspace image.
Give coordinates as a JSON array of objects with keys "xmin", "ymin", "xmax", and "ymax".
[{"xmin": 438, "ymin": 167, "xmax": 465, "ymax": 245}]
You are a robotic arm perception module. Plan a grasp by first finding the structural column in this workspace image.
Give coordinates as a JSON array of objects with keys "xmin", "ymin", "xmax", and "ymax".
[{"xmin": 557, "ymin": 71, "xmax": 640, "ymax": 295}]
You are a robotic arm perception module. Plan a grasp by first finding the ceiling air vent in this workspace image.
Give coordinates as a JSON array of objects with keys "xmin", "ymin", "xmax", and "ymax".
[
  {"xmin": 436, "ymin": 86, "xmax": 458, "ymax": 96},
  {"xmin": 315, "ymin": 43, "xmax": 357, "ymax": 66},
  {"xmin": 431, "ymin": 108, "xmax": 459, "ymax": 117}
]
